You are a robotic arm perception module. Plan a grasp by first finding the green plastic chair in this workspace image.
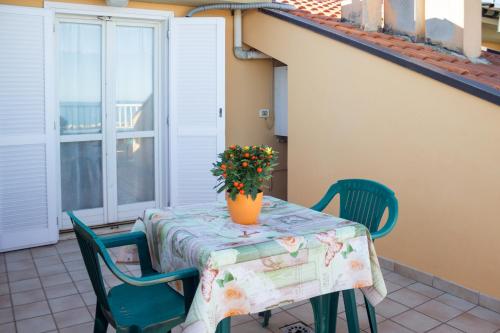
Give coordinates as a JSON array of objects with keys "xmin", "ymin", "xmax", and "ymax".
[
  {"xmin": 68, "ymin": 211, "xmax": 200, "ymax": 333},
  {"xmin": 261, "ymin": 179, "xmax": 398, "ymax": 333}
]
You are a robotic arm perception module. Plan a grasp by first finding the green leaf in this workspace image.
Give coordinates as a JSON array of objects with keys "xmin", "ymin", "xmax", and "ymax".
[
  {"xmin": 224, "ymin": 272, "xmax": 234, "ymax": 283},
  {"xmin": 290, "ymin": 251, "xmax": 299, "ymax": 257}
]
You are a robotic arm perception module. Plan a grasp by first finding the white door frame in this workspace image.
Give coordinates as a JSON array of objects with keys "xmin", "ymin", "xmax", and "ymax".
[{"xmin": 46, "ymin": 1, "xmax": 172, "ymax": 229}]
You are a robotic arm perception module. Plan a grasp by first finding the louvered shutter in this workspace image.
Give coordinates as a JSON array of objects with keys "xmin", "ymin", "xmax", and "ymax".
[
  {"xmin": 0, "ymin": 5, "xmax": 58, "ymax": 251},
  {"xmin": 169, "ymin": 18, "xmax": 225, "ymax": 206}
]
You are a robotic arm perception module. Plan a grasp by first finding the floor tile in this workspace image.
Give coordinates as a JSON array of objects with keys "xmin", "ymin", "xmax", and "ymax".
[
  {"xmin": 69, "ymin": 269, "xmax": 90, "ymax": 283},
  {"xmin": 338, "ymin": 305, "xmax": 385, "ymax": 331},
  {"xmin": 34, "ymin": 256, "xmax": 62, "ymax": 267},
  {"xmin": 374, "ymin": 298, "xmax": 409, "ymax": 318},
  {"xmin": 75, "ymin": 279, "xmax": 94, "ymax": 293},
  {"xmin": 59, "ymin": 321, "xmax": 94, "ymax": 333},
  {"xmin": 16, "ymin": 314, "xmax": 57, "ymax": 333},
  {"xmin": 0, "ymin": 321, "xmax": 16, "ymax": 333},
  {"xmin": 61, "ymin": 252, "xmax": 83, "ymax": 263},
  {"xmin": 0, "ymin": 294, "xmax": 11, "ymax": 308},
  {"xmin": 468, "ymin": 306, "xmax": 500, "ymax": 326},
  {"xmin": 261, "ymin": 310, "xmax": 297, "ymax": 332},
  {"xmin": 37, "ymin": 264, "xmax": 67, "ymax": 277},
  {"xmin": 11, "ymin": 289, "xmax": 46, "ymax": 306},
  {"xmin": 81, "ymin": 291, "xmax": 97, "ymax": 306},
  {"xmin": 64, "ymin": 259, "xmax": 86, "ymax": 272},
  {"xmin": 49, "ymin": 294, "xmax": 85, "ymax": 313},
  {"xmin": 230, "ymin": 314, "xmax": 255, "ymax": 327},
  {"xmin": 5, "ymin": 251, "xmax": 32, "ymax": 264},
  {"xmin": 6, "ymin": 260, "xmax": 35, "ymax": 273},
  {"xmin": 53, "ymin": 306, "xmax": 93, "ymax": 329},
  {"xmin": 40, "ymin": 272, "xmax": 72, "ymax": 288},
  {"xmin": 384, "ymin": 272, "xmax": 416, "ymax": 287},
  {"xmin": 392, "ymin": 309, "xmax": 441, "ymax": 332},
  {"xmin": 31, "ymin": 246, "xmax": 58, "ymax": 259},
  {"xmin": 232, "ymin": 319, "xmax": 271, "ymax": 333},
  {"xmin": 0, "ymin": 283, "xmax": 9, "ymax": 295},
  {"xmin": 435, "ymin": 293, "xmax": 476, "ymax": 312},
  {"xmin": 385, "ymin": 280, "xmax": 404, "ymax": 293},
  {"xmin": 427, "ymin": 324, "xmax": 464, "ymax": 333},
  {"xmin": 415, "ymin": 299, "xmax": 463, "ymax": 322},
  {"xmin": 9, "ymin": 278, "xmax": 42, "ymax": 293},
  {"xmin": 407, "ymin": 282, "xmax": 445, "ymax": 299},
  {"xmin": 285, "ymin": 302, "xmax": 314, "ymax": 325},
  {"xmin": 448, "ymin": 312, "xmax": 499, "ymax": 333},
  {"xmin": 0, "ymin": 307, "xmax": 13, "ymax": 324},
  {"xmin": 7, "ymin": 267, "xmax": 39, "ymax": 282},
  {"xmin": 14, "ymin": 300, "xmax": 51, "ymax": 320},
  {"xmin": 387, "ymin": 288, "xmax": 430, "ymax": 308},
  {"xmin": 376, "ymin": 319, "xmax": 414, "ymax": 333},
  {"xmin": 44, "ymin": 282, "xmax": 78, "ymax": 299}
]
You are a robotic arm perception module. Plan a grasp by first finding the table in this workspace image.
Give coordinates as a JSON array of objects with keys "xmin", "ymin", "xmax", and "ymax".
[{"xmin": 142, "ymin": 196, "xmax": 387, "ymax": 333}]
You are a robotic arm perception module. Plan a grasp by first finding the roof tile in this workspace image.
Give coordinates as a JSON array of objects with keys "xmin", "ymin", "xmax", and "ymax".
[{"xmin": 279, "ymin": 0, "xmax": 500, "ymax": 90}]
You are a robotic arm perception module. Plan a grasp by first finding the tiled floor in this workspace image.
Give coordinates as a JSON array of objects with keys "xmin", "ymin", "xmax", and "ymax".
[{"xmin": 1, "ymin": 239, "xmax": 499, "ymax": 333}]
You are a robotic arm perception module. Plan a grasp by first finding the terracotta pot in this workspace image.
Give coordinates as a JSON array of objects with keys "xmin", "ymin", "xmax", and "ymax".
[{"xmin": 226, "ymin": 191, "xmax": 263, "ymax": 225}]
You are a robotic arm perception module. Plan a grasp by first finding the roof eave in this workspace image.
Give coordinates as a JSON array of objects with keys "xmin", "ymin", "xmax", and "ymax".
[{"xmin": 261, "ymin": 8, "xmax": 500, "ymax": 106}]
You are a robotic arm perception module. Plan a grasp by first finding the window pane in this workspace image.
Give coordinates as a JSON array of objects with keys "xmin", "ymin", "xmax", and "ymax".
[
  {"xmin": 117, "ymin": 138, "xmax": 154, "ymax": 205},
  {"xmin": 115, "ymin": 26, "xmax": 154, "ymax": 132},
  {"xmin": 61, "ymin": 141, "xmax": 103, "ymax": 211},
  {"xmin": 59, "ymin": 23, "xmax": 102, "ymax": 135}
]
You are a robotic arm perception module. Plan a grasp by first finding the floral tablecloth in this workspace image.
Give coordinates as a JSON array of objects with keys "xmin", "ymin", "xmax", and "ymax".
[{"xmin": 143, "ymin": 196, "xmax": 387, "ymax": 333}]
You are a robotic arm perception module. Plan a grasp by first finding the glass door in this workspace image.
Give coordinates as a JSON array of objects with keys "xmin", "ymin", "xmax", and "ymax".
[
  {"xmin": 57, "ymin": 17, "xmax": 160, "ymax": 228},
  {"xmin": 58, "ymin": 20, "xmax": 106, "ymax": 227},
  {"xmin": 108, "ymin": 22, "xmax": 159, "ymax": 222}
]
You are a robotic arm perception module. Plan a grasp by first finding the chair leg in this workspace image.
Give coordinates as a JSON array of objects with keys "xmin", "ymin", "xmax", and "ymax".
[
  {"xmin": 215, "ymin": 317, "xmax": 231, "ymax": 333},
  {"xmin": 259, "ymin": 310, "xmax": 271, "ymax": 327},
  {"xmin": 310, "ymin": 292, "xmax": 339, "ymax": 333},
  {"xmin": 94, "ymin": 303, "xmax": 109, "ymax": 333},
  {"xmin": 364, "ymin": 296, "xmax": 378, "ymax": 333},
  {"xmin": 342, "ymin": 290, "xmax": 360, "ymax": 333}
]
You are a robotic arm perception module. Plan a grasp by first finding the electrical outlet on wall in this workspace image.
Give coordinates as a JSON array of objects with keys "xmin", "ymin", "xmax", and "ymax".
[{"xmin": 259, "ymin": 109, "xmax": 270, "ymax": 118}]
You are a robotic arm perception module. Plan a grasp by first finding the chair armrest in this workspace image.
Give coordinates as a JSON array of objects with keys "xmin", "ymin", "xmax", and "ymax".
[
  {"xmin": 100, "ymin": 231, "xmax": 155, "ymax": 276},
  {"xmin": 310, "ymin": 183, "xmax": 341, "ymax": 212},
  {"xmin": 370, "ymin": 198, "xmax": 398, "ymax": 240}
]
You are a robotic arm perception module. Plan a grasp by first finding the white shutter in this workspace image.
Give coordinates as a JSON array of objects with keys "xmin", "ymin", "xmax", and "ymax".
[
  {"xmin": 0, "ymin": 5, "xmax": 58, "ymax": 251},
  {"xmin": 169, "ymin": 17, "xmax": 225, "ymax": 206}
]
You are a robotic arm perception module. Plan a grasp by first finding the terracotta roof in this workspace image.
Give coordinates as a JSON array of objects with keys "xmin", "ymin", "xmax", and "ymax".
[{"xmin": 278, "ymin": 0, "xmax": 500, "ymax": 90}]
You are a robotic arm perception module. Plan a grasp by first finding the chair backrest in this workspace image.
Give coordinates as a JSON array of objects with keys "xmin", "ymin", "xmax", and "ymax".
[
  {"xmin": 67, "ymin": 211, "xmax": 111, "ymax": 313},
  {"xmin": 311, "ymin": 179, "xmax": 398, "ymax": 235}
]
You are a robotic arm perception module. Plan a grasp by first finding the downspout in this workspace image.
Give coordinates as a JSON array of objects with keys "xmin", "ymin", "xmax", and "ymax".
[{"xmin": 186, "ymin": 3, "xmax": 295, "ymax": 60}]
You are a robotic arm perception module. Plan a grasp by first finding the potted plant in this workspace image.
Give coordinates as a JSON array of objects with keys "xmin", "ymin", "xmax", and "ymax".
[{"xmin": 211, "ymin": 145, "xmax": 278, "ymax": 225}]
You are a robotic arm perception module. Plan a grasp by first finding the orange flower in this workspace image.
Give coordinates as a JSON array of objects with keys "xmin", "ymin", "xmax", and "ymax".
[
  {"xmin": 223, "ymin": 173, "xmax": 227, "ymax": 178},
  {"xmin": 242, "ymin": 162, "xmax": 248, "ymax": 167},
  {"xmin": 239, "ymin": 190, "xmax": 245, "ymax": 195},
  {"xmin": 350, "ymin": 260, "xmax": 364, "ymax": 271},
  {"xmin": 220, "ymin": 164, "xmax": 227, "ymax": 171},
  {"xmin": 244, "ymin": 153, "xmax": 250, "ymax": 158},
  {"xmin": 233, "ymin": 181, "xmax": 239, "ymax": 187},
  {"xmin": 224, "ymin": 287, "xmax": 244, "ymax": 300},
  {"xmin": 257, "ymin": 167, "xmax": 263, "ymax": 173},
  {"xmin": 229, "ymin": 145, "xmax": 236, "ymax": 150}
]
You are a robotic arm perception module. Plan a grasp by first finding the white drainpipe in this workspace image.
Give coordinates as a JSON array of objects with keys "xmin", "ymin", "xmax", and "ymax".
[
  {"xmin": 186, "ymin": 3, "xmax": 295, "ymax": 60},
  {"xmin": 233, "ymin": 10, "xmax": 270, "ymax": 59}
]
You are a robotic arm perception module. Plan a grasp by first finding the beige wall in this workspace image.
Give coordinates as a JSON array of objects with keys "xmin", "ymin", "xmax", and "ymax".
[
  {"xmin": 243, "ymin": 11, "xmax": 500, "ymax": 298},
  {"xmin": 0, "ymin": 0, "xmax": 287, "ymax": 199}
]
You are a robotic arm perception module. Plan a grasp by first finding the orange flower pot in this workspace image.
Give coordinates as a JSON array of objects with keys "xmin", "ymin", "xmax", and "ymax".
[{"xmin": 226, "ymin": 191, "xmax": 263, "ymax": 225}]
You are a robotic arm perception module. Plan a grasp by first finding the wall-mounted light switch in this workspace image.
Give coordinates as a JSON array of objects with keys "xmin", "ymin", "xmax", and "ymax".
[{"xmin": 259, "ymin": 109, "xmax": 270, "ymax": 118}]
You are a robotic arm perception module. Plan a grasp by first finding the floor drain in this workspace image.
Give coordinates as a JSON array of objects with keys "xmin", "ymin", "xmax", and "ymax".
[{"xmin": 279, "ymin": 321, "xmax": 313, "ymax": 333}]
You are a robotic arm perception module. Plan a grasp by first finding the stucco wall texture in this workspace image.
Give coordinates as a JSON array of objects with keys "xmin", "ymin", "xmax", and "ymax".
[{"xmin": 242, "ymin": 10, "xmax": 500, "ymax": 299}]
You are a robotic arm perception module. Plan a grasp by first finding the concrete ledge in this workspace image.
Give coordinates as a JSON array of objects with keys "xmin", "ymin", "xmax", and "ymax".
[{"xmin": 379, "ymin": 256, "xmax": 500, "ymax": 313}]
